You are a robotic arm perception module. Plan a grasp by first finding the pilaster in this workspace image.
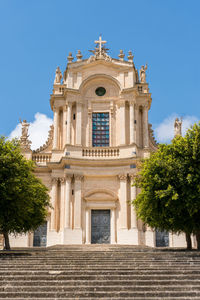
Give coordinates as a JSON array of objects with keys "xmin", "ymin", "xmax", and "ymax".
[
  {"xmin": 118, "ymin": 174, "xmax": 128, "ymax": 229},
  {"xmin": 143, "ymin": 103, "xmax": 149, "ymax": 148},
  {"xmin": 66, "ymin": 102, "xmax": 72, "ymax": 144},
  {"xmin": 129, "ymin": 101, "xmax": 135, "ymax": 144},
  {"xmin": 119, "ymin": 101, "xmax": 126, "ymax": 145},
  {"xmin": 60, "ymin": 177, "xmax": 65, "ymax": 231},
  {"xmin": 74, "ymin": 175, "xmax": 84, "ymax": 229},
  {"xmin": 53, "ymin": 108, "xmax": 59, "ymax": 149},
  {"xmin": 111, "ymin": 208, "xmax": 116, "ymax": 243},
  {"xmin": 62, "ymin": 106, "xmax": 67, "ymax": 147},
  {"xmin": 76, "ymin": 102, "xmax": 82, "ymax": 145},
  {"xmin": 50, "ymin": 177, "xmax": 58, "ymax": 230},
  {"xmin": 130, "ymin": 174, "xmax": 137, "ymax": 229},
  {"xmin": 65, "ymin": 174, "xmax": 72, "ymax": 229},
  {"xmin": 85, "ymin": 208, "xmax": 91, "ymax": 244}
]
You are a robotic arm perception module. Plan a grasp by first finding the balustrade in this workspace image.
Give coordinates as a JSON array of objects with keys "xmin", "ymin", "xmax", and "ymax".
[
  {"xmin": 82, "ymin": 147, "xmax": 119, "ymax": 157},
  {"xmin": 32, "ymin": 154, "xmax": 52, "ymax": 163}
]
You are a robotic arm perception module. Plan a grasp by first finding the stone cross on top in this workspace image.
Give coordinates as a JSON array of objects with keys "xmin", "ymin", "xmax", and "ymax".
[{"xmin": 95, "ymin": 35, "xmax": 107, "ymax": 56}]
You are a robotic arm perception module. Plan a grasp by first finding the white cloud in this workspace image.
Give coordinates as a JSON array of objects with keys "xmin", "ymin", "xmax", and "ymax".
[
  {"xmin": 155, "ymin": 114, "xmax": 199, "ymax": 143},
  {"xmin": 9, "ymin": 113, "xmax": 53, "ymax": 150}
]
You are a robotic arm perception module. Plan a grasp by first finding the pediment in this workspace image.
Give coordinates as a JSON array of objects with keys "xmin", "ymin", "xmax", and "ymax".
[{"xmin": 84, "ymin": 189, "xmax": 118, "ymax": 202}]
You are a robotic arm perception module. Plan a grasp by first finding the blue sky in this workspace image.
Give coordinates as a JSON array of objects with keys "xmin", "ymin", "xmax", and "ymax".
[{"xmin": 1, "ymin": 0, "xmax": 200, "ymax": 148}]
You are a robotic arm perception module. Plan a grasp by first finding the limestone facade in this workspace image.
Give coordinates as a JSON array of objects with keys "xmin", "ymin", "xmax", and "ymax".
[{"xmin": 9, "ymin": 37, "xmax": 190, "ymax": 248}]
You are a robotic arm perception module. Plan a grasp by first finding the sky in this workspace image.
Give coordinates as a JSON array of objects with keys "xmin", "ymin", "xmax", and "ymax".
[{"xmin": 1, "ymin": 0, "xmax": 200, "ymax": 149}]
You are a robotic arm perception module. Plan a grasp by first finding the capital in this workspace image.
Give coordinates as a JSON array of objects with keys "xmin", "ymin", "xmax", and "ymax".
[
  {"xmin": 65, "ymin": 174, "xmax": 73, "ymax": 180},
  {"xmin": 51, "ymin": 177, "xmax": 59, "ymax": 184},
  {"xmin": 143, "ymin": 103, "xmax": 149, "ymax": 109},
  {"xmin": 118, "ymin": 174, "xmax": 127, "ymax": 181},
  {"xmin": 129, "ymin": 174, "xmax": 136, "ymax": 181},
  {"xmin": 74, "ymin": 174, "xmax": 84, "ymax": 181},
  {"xmin": 59, "ymin": 177, "xmax": 65, "ymax": 183}
]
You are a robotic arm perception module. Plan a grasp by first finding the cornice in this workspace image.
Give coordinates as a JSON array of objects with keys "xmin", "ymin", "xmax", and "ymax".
[{"xmin": 47, "ymin": 157, "xmax": 140, "ymax": 169}]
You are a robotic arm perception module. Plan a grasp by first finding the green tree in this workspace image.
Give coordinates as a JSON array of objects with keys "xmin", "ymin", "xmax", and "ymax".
[
  {"xmin": 0, "ymin": 137, "xmax": 50, "ymax": 250},
  {"xmin": 133, "ymin": 123, "xmax": 200, "ymax": 250}
]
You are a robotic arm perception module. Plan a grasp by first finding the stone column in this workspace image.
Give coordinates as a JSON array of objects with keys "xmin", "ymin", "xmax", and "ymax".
[
  {"xmin": 143, "ymin": 103, "xmax": 149, "ymax": 148},
  {"xmin": 62, "ymin": 106, "xmax": 67, "ymax": 147},
  {"xmin": 118, "ymin": 174, "xmax": 128, "ymax": 229},
  {"xmin": 65, "ymin": 174, "xmax": 72, "ymax": 229},
  {"xmin": 129, "ymin": 101, "xmax": 135, "ymax": 144},
  {"xmin": 53, "ymin": 108, "xmax": 59, "ymax": 149},
  {"xmin": 130, "ymin": 175, "xmax": 137, "ymax": 229},
  {"xmin": 50, "ymin": 178, "xmax": 58, "ymax": 230},
  {"xmin": 74, "ymin": 175, "xmax": 83, "ymax": 229},
  {"xmin": 60, "ymin": 177, "xmax": 65, "ymax": 231},
  {"xmin": 85, "ymin": 208, "xmax": 91, "ymax": 244},
  {"xmin": 111, "ymin": 208, "xmax": 116, "ymax": 244},
  {"xmin": 66, "ymin": 103, "xmax": 72, "ymax": 144},
  {"xmin": 119, "ymin": 102, "xmax": 126, "ymax": 145},
  {"xmin": 135, "ymin": 104, "xmax": 140, "ymax": 146},
  {"xmin": 88, "ymin": 110, "xmax": 92, "ymax": 147},
  {"xmin": 76, "ymin": 102, "xmax": 82, "ymax": 145}
]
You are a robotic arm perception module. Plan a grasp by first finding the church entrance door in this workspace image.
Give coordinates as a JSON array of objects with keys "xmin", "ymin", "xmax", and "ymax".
[
  {"xmin": 156, "ymin": 230, "xmax": 169, "ymax": 247},
  {"xmin": 33, "ymin": 222, "xmax": 47, "ymax": 247},
  {"xmin": 91, "ymin": 210, "xmax": 110, "ymax": 244}
]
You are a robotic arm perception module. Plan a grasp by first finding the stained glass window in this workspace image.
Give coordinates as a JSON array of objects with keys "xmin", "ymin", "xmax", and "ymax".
[{"xmin": 92, "ymin": 113, "xmax": 109, "ymax": 147}]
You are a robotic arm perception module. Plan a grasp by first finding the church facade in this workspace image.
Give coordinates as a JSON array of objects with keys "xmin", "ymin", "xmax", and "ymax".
[{"xmin": 10, "ymin": 37, "xmax": 189, "ymax": 248}]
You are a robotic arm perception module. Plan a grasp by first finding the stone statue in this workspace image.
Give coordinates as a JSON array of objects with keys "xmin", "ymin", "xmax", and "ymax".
[
  {"xmin": 20, "ymin": 119, "xmax": 29, "ymax": 138},
  {"xmin": 54, "ymin": 67, "xmax": 62, "ymax": 84},
  {"xmin": 19, "ymin": 119, "xmax": 31, "ymax": 150},
  {"xmin": 174, "ymin": 117, "xmax": 182, "ymax": 137},
  {"xmin": 140, "ymin": 64, "xmax": 148, "ymax": 83}
]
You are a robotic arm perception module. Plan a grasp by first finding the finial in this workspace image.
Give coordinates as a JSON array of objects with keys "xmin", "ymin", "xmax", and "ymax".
[
  {"xmin": 67, "ymin": 52, "xmax": 74, "ymax": 63},
  {"xmin": 128, "ymin": 50, "xmax": 134, "ymax": 62},
  {"xmin": 95, "ymin": 35, "xmax": 107, "ymax": 57},
  {"xmin": 76, "ymin": 50, "xmax": 82, "ymax": 62},
  {"xmin": 118, "ymin": 50, "xmax": 125, "ymax": 61}
]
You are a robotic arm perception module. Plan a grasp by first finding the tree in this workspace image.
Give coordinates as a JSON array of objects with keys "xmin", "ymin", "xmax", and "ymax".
[
  {"xmin": 133, "ymin": 123, "xmax": 200, "ymax": 250},
  {"xmin": 0, "ymin": 137, "xmax": 50, "ymax": 250}
]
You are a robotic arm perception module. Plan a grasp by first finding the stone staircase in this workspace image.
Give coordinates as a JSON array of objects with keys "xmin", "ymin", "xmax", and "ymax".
[{"xmin": 0, "ymin": 245, "xmax": 200, "ymax": 299}]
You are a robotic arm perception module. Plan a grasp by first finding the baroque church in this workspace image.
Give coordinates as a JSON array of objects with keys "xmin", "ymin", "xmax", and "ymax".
[{"xmin": 9, "ymin": 37, "xmax": 189, "ymax": 248}]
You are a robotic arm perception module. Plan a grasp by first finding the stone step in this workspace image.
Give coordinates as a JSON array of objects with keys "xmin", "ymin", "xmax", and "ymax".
[
  {"xmin": 2, "ymin": 298, "xmax": 200, "ymax": 300},
  {"xmin": 0, "ymin": 266, "xmax": 200, "ymax": 276},
  {"xmin": 0, "ymin": 291, "xmax": 199, "ymax": 298},
  {"xmin": 1, "ymin": 265, "xmax": 199, "ymax": 271},
  {"xmin": 1, "ymin": 274, "xmax": 200, "ymax": 281},
  {"xmin": 2, "ymin": 285, "xmax": 200, "ymax": 293},
  {"xmin": 0, "ymin": 279, "xmax": 200, "ymax": 287},
  {"xmin": 1, "ymin": 247, "xmax": 200, "ymax": 299}
]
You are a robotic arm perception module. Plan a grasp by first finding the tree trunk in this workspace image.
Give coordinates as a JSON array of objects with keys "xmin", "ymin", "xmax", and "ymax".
[
  {"xmin": 196, "ymin": 231, "xmax": 200, "ymax": 250},
  {"xmin": 3, "ymin": 232, "xmax": 10, "ymax": 250},
  {"xmin": 185, "ymin": 232, "xmax": 192, "ymax": 250}
]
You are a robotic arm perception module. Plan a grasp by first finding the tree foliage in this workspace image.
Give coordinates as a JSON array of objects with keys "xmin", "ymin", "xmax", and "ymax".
[
  {"xmin": 133, "ymin": 123, "xmax": 200, "ymax": 249},
  {"xmin": 0, "ymin": 137, "xmax": 50, "ymax": 250}
]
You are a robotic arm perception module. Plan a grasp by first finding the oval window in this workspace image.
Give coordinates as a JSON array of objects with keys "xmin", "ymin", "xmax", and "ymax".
[{"xmin": 95, "ymin": 87, "xmax": 106, "ymax": 96}]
